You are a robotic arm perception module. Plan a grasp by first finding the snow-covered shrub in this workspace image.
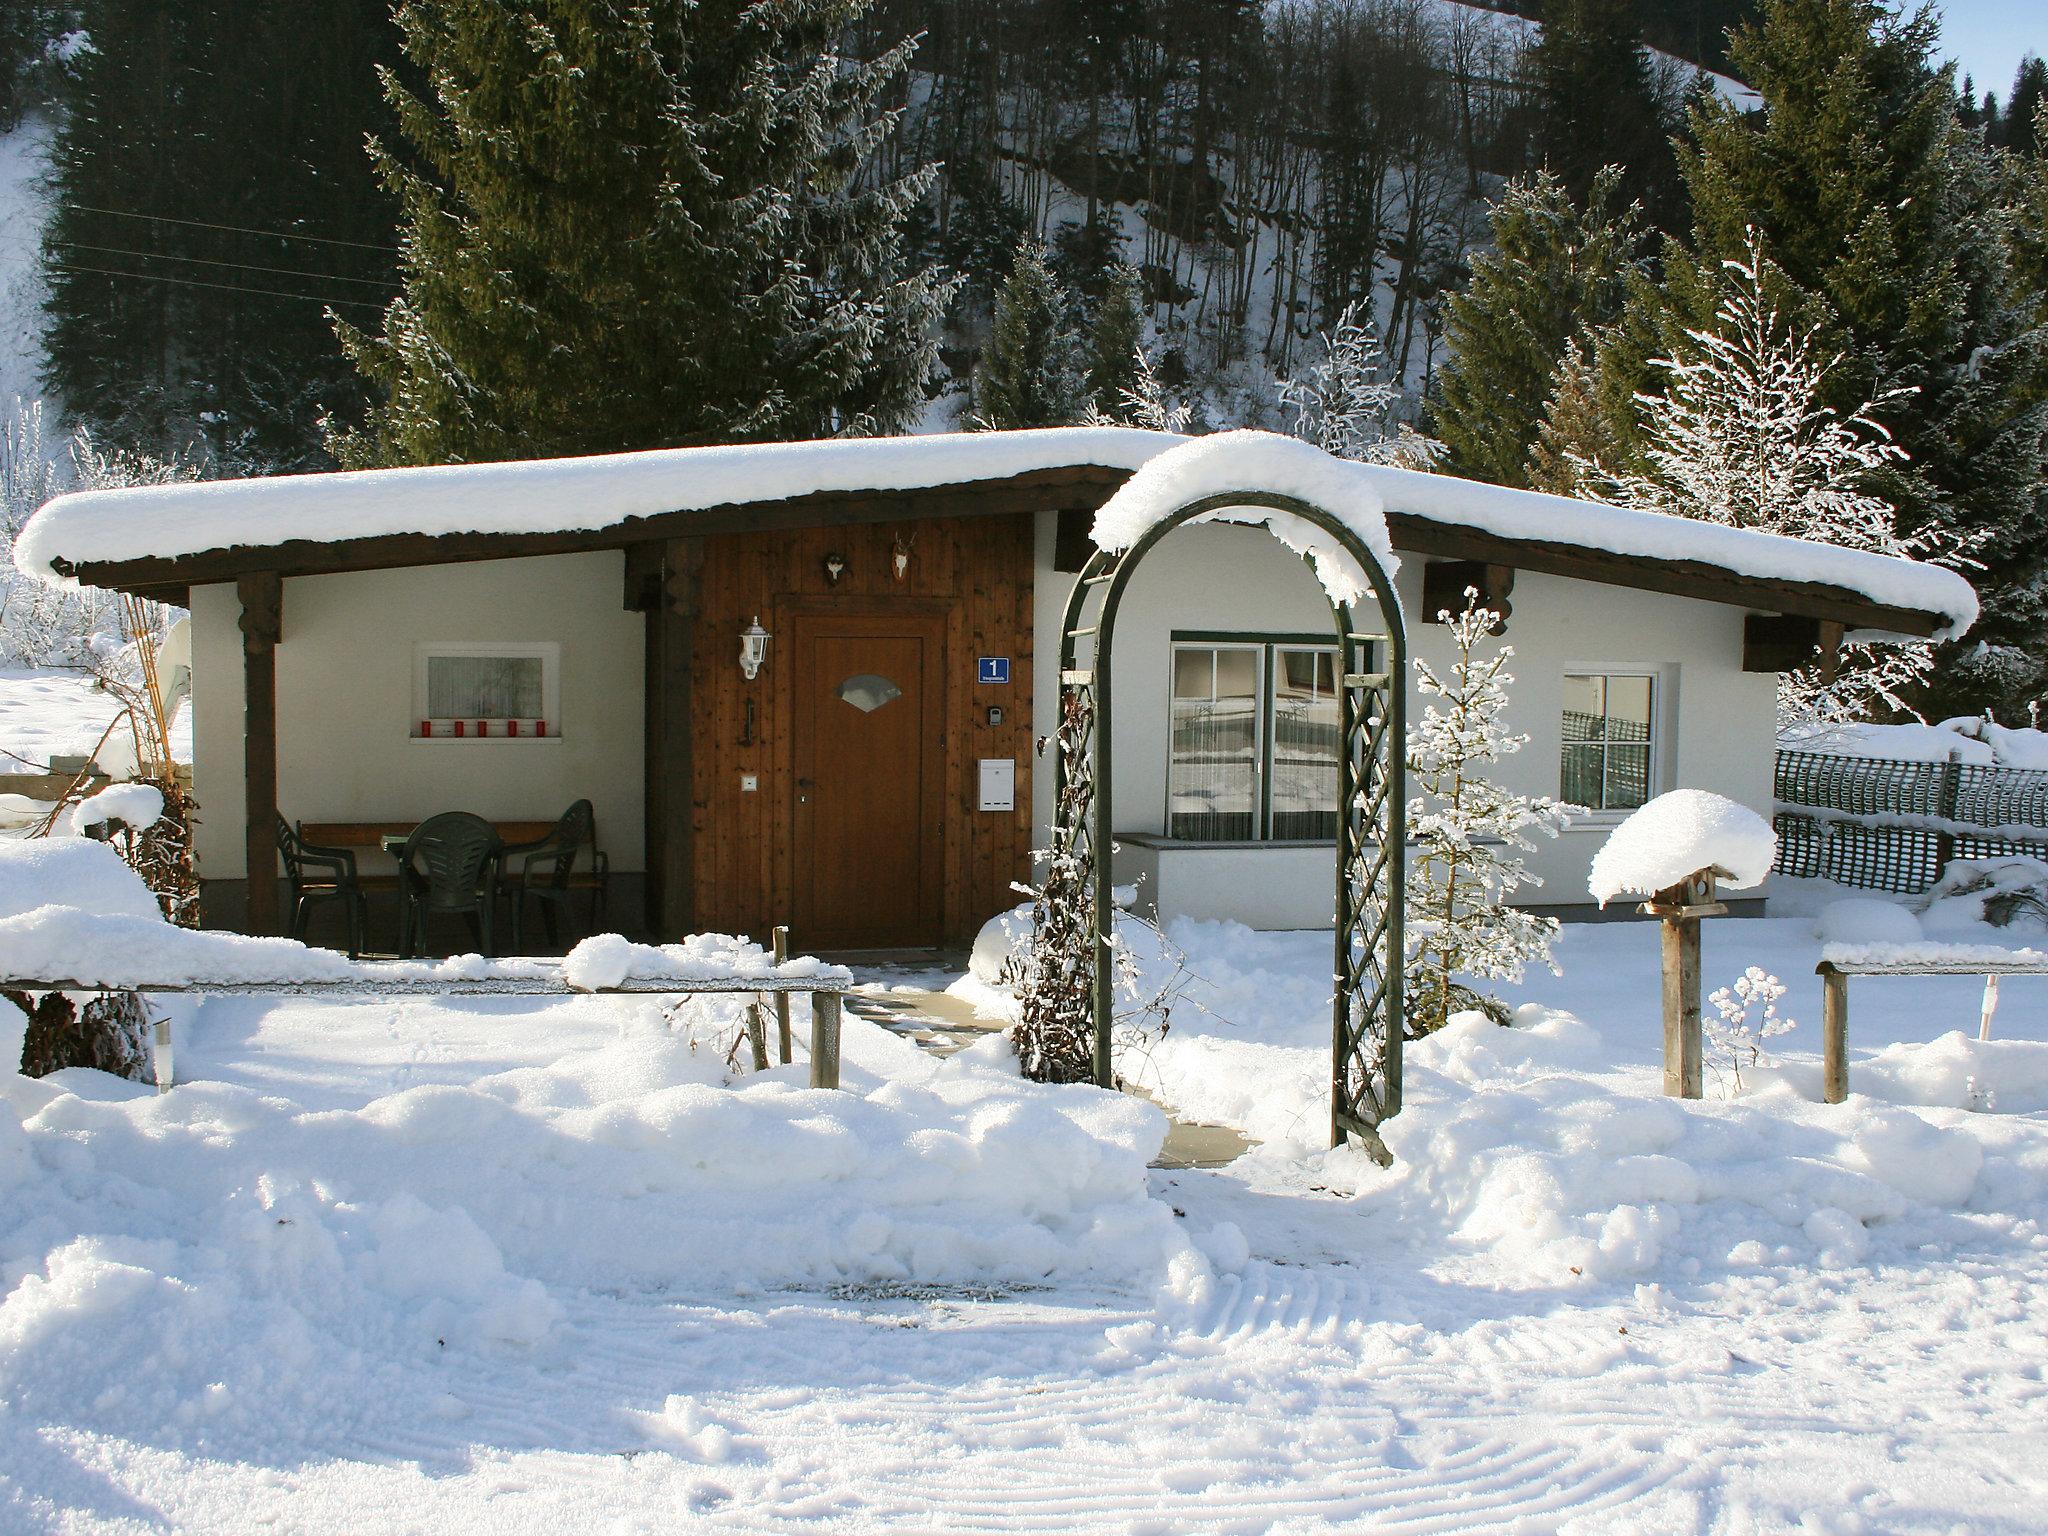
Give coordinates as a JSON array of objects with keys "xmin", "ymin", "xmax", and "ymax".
[
  {"xmin": 1918, "ymin": 856, "xmax": 2048, "ymax": 935},
  {"xmin": 1405, "ymin": 593, "xmax": 1576, "ymax": 1034},
  {"xmin": 1703, "ymin": 966, "xmax": 1795, "ymax": 1095},
  {"xmin": 1278, "ymin": 302, "xmax": 1441, "ymax": 470}
]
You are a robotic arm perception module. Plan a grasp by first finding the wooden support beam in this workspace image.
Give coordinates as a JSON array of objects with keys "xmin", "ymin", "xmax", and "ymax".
[
  {"xmin": 1421, "ymin": 559, "xmax": 1514, "ymax": 631},
  {"xmin": 1054, "ymin": 508, "xmax": 1094, "ymax": 573},
  {"xmin": 237, "ymin": 571, "xmax": 282, "ymax": 936},
  {"xmin": 641, "ymin": 537, "xmax": 702, "ymax": 940}
]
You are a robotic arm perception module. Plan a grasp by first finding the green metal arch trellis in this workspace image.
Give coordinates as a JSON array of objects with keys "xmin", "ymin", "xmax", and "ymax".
[{"xmin": 1051, "ymin": 490, "xmax": 1408, "ymax": 1155}]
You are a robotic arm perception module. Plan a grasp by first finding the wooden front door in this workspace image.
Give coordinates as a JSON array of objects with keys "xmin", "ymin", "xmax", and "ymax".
[{"xmin": 791, "ymin": 611, "xmax": 946, "ymax": 948}]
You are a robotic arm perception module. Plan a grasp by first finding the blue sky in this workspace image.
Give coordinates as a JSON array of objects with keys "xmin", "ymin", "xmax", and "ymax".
[{"xmin": 1935, "ymin": 0, "xmax": 2040, "ymax": 100}]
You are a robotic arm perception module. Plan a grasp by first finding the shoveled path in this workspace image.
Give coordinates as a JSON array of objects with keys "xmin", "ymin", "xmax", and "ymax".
[{"xmin": 840, "ymin": 973, "xmax": 1254, "ymax": 1170}]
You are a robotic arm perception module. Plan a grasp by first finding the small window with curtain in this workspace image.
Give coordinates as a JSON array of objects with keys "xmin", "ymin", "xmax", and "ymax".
[
  {"xmin": 1561, "ymin": 672, "xmax": 1655, "ymax": 812},
  {"xmin": 413, "ymin": 642, "xmax": 560, "ymax": 739},
  {"xmin": 1168, "ymin": 637, "xmax": 1343, "ymax": 840}
]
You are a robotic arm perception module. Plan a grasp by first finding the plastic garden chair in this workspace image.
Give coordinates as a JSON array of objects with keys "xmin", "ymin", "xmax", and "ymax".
[
  {"xmin": 395, "ymin": 811, "xmax": 503, "ymax": 958},
  {"xmin": 503, "ymin": 799, "xmax": 608, "ymax": 952},
  {"xmin": 276, "ymin": 816, "xmax": 367, "ymax": 957}
]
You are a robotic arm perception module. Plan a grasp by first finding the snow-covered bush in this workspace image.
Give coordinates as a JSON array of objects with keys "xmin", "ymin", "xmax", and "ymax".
[
  {"xmin": 1704, "ymin": 966, "xmax": 1796, "ymax": 1095},
  {"xmin": 1279, "ymin": 302, "xmax": 1441, "ymax": 470},
  {"xmin": 1918, "ymin": 856, "xmax": 2048, "ymax": 935},
  {"xmin": 1405, "ymin": 594, "xmax": 1576, "ymax": 1034}
]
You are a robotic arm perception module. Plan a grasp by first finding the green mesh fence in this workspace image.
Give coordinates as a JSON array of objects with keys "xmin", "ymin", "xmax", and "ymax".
[{"xmin": 1774, "ymin": 749, "xmax": 2048, "ymax": 893}]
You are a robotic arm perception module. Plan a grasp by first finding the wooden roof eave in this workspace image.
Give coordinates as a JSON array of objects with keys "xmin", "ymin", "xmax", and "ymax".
[{"xmin": 52, "ymin": 463, "xmax": 1946, "ymax": 640}]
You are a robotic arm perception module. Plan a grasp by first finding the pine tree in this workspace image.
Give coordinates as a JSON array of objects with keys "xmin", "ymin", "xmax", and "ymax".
[
  {"xmin": 1405, "ymin": 595, "xmax": 1575, "ymax": 1036},
  {"xmin": 41, "ymin": 0, "xmax": 399, "ymax": 470},
  {"xmin": 1084, "ymin": 261, "xmax": 1145, "ymax": 417},
  {"xmin": 1431, "ymin": 168, "xmax": 1647, "ymax": 487},
  {"xmin": 970, "ymin": 241, "xmax": 1087, "ymax": 430},
  {"xmin": 2003, "ymin": 56, "xmax": 2046, "ymax": 155},
  {"xmin": 1528, "ymin": 337, "xmax": 1627, "ymax": 496},
  {"xmin": 1526, "ymin": 0, "xmax": 1685, "ymax": 228},
  {"xmin": 1612, "ymin": 0, "xmax": 2048, "ymax": 721},
  {"xmin": 1581, "ymin": 231, "xmax": 1941, "ymax": 731},
  {"xmin": 1280, "ymin": 302, "xmax": 1441, "ymax": 468},
  {"xmin": 331, "ymin": 0, "xmax": 948, "ymax": 466}
]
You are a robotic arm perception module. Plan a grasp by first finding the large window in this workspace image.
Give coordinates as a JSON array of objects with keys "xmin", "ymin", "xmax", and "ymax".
[
  {"xmin": 1169, "ymin": 638, "xmax": 1341, "ymax": 840},
  {"xmin": 1561, "ymin": 672, "xmax": 1655, "ymax": 812},
  {"xmin": 413, "ymin": 642, "xmax": 560, "ymax": 739}
]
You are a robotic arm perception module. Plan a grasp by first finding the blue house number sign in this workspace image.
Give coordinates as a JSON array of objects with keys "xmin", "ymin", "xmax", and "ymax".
[{"xmin": 978, "ymin": 656, "xmax": 1010, "ymax": 685}]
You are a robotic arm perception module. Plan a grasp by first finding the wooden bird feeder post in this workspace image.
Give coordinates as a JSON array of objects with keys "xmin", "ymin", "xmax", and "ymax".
[{"xmin": 1640, "ymin": 867, "xmax": 1727, "ymax": 1099}]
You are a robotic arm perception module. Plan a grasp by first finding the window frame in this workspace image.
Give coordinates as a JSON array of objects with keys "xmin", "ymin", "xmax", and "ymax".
[
  {"xmin": 1559, "ymin": 666, "xmax": 1670, "ymax": 819},
  {"xmin": 1166, "ymin": 630, "xmax": 1347, "ymax": 843},
  {"xmin": 411, "ymin": 640, "xmax": 561, "ymax": 741}
]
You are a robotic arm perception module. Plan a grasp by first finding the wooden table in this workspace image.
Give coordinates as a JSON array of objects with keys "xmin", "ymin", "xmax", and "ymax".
[{"xmin": 302, "ymin": 820, "xmax": 556, "ymax": 850}]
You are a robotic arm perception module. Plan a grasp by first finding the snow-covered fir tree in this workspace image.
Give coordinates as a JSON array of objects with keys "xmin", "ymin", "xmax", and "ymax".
[
  {"xmin": 331, "ymin": 0, "xmax": 948, "ymax": 465},
  {"xmin": 1083, "ymin": 262, "xmax": 1146, "ymax": 418},
  {"xmin": 1406, "ymin": 595, "xmax": 1576, "ymax": 1036},
  {"xmin": 970, "ymin": 241, "xmax": 1088, "ymax": 430},
  {"xmin": 1279, "ymin": 302, "xmax": 1442, "ymax": 469},
  {"xmin": 1579, "ymin": 230, "xmax": 1950, "ymax": 734}
]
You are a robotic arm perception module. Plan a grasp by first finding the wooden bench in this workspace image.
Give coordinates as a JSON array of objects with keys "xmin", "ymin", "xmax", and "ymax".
[
  {"xmin": 301, "ymin": 820, "xmax": 558, "ymax": 849},
  {"xmin": 2, "ymin": 966, "xmax": 849, "ymax": 1094},
  {"xmin": 1815, "ymin": 949, "xmax": 2047, "ymax": 1102}
]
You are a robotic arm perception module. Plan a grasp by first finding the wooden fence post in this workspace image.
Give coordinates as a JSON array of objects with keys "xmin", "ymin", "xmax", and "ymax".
[
  {"xmin": 1820, "ymin": 964, "xmax": 1849, "ymax": 1103},
  {"xmin": 1645, "ymin": 871, "xmax": 1723, "ymax": 1100},
  {"xmin": 744, "ymin": 1002, "xmax": 770, "ymax": 1072},
  {"xmin": 772, "ymin": 925, "xmax": 793, "ymax": 1064},
  {"xmin": 809, "ymin": 990, "xmax": 841, "ymax": 1089}
]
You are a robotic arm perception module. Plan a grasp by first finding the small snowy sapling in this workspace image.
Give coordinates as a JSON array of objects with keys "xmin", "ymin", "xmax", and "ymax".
[
  {"xmin": 1405, "ymin": 593, "xmax": 1577, "ymax": 1034},
  {"xmin": 1278, "ymin": 302, "xmax": 1442, "ymax": 470},
  {"xmin": 1703, "ymin": 966, "xmax": 1796, "ymax": 1095}
]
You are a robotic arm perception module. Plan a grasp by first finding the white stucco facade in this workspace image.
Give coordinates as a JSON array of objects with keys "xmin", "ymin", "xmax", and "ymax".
[
  {"xmin": 1031, "ymin": 514, "xmax": 1777, "ymax": 927},
  {"xmin": 190, "ymin": 552, "xmax": 644, "ymax": 880}
]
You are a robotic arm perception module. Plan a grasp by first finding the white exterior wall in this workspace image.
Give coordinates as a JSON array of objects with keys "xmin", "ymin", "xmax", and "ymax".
[
  {"xmin": 1032, "ymin": 515, "xmax": 1779, "ymax": 927},
  {"xmin": 190, "ymin": 552, "xmax": 644, "ymax": 879}
]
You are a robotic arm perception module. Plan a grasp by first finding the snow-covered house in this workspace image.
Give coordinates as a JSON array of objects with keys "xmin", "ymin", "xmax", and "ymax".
[{"xmin": 13, "ymin": 428, "xmax": 1974, "ymax": 948}]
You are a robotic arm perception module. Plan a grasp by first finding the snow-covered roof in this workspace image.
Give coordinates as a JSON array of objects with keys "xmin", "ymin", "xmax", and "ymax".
[{"xmin": 14, "ymin": 427, "xmax": 1977, "ymax": 637}]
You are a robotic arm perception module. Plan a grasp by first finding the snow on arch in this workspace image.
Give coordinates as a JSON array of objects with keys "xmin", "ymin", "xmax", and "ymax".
[
  {"xmin": 1588, "ymin": 789, "xmax": 1777, "ymax": 906},
  {"xmin": 1088, "ymin": 430, "xmax": 1400, "ymax": 607}
]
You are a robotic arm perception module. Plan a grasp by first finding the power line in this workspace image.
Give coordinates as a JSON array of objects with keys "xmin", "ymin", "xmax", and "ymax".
[
  {"xmin": 49, "ymin": 237, "xmax": 398, "ymax": 290},
  {"xmin": 44, "ymin": 260, "xmax": 392, "ymax": 311},
  {"xmin": 57, "ymin": 202, "xmax": 402, "ymax": 253}
]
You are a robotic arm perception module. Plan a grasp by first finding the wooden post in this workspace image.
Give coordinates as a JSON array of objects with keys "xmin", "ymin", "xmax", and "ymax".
[
  {"xmin": 636, "ymin": 538, "xmax": 701, "ymax": 941},
  {"xmin": 1821, "ymin": 964, "xmax": 1849, "ymax": 1103},
  {"xmin": 1660, "ymin": 914, "xmax": 1703, "ymax": 1098},
  {"xmin": 810, "ymin": 990, "xmax": 841, "ymax": 1089},
  {"xmin": 744, "ymin": 1001, "xmax": 770, "ymax": 1072},
  {"xmin": 237, "ymin": 571, "xmax": 282, "ymax": 935},
  {"xmin": 1644, "ymin": 871, "xmax": 1721, "ymax": 1100},
  {"xmin": 772, "ymin": 925, "xmax": 793, "ymax": 1064}
]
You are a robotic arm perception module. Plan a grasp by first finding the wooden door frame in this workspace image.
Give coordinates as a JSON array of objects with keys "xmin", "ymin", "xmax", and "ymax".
[{"xmin": 783, "ymin": 599, "xmax": 950, "ymax": 948}]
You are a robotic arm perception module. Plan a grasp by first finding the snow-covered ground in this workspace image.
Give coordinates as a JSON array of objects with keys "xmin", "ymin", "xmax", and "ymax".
[
  {"xmin": 5, "ymin": 893, "xmax": 2046, "ymax": 1532},
  {"xmin": 0, "ymin": 666, "xmax": 189, "ymax": 782}
]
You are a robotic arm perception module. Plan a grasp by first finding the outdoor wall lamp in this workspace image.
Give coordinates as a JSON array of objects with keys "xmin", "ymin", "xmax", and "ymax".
[
  {"xmin": 739, "ymin": 616, "xmax": 771, "ymax": 680},
  {"xmin": 823, "ymin": 552, "xmax": 847, "ymax": 585}
]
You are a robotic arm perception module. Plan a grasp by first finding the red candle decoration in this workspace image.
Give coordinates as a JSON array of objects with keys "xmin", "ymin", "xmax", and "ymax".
[
  {"xmin": 537, "ymin": 719, "xmax": 547, "ymax": 738},
  {"xmin": 508, "ymin": 719, "xmax": 520, "ymax": 737},
  {"xmin": 419, "ymin": 720, "xmax": 431, "ymax": 738},
  {"xmin": 476, "ymin": 719, "xmax": 487, "ymax": 737},
  {"xmin": 455, "ymin": 720, "xmax": 465, "ymax": 738}
]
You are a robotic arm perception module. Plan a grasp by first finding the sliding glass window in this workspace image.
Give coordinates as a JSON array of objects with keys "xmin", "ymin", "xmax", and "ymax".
[{"xmin": 1168, "ymin": 638, "xmax": 1342, "ymax": 840}]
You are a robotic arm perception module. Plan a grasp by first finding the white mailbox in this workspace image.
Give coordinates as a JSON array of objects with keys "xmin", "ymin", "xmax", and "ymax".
[{"xmin": 978, "ymin": 757, "xmax": 1016, "ymax": 812}]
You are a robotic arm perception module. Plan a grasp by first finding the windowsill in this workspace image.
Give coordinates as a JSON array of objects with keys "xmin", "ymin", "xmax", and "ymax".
[
  {"xmin": 1118, "ymin": 832, "xmax": 1335, "ymax": 851},
  {"xmin": 408, "ymin": 735, "xmax": 566, "ymax": 745}
]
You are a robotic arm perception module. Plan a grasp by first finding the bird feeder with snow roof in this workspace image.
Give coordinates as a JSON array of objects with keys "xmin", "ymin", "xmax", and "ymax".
[{"xmin": 1588, "ymin": 790, "xmax": 1778, "ymax": 1100}]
